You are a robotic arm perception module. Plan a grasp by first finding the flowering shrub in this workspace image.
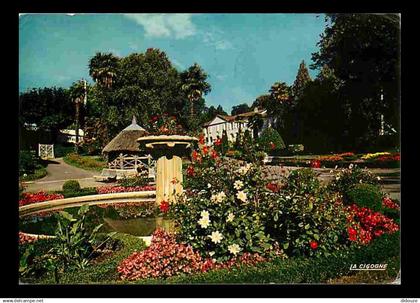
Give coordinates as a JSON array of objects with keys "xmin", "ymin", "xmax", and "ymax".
[
  {"xmin": 96, "ymin": 185, "xmax": 155, "ymax": 194},
  {"xmin": 117, "ymin": 229, "xmax": 273, "ymax": 281},
  {"xmin": 382, "ymin": 196, "xmax": 400, "ymax": 210},
  {"xmin": 148, "ymin": 113, "xmax": 185, "ymax": 135},
  {"xmin": 346, "ymin": 204, "xmax": 399, "ymax": 245},
  {"xmin": 327, "ymin": 166, "xmax": 379, "ymax": 204},
  {"xmin": 19, "ymin": 192, "xmax": 64, "ymax": 207},
  {"xmin": 310, "ymin": 159, "xmax": 321, "ymax": 168},
  {"xmin": 375, "ymin": 154, "xmax": 400, "ymax": 162},
  {"xmin": 346, "ymin": 183, "xmax": 383, "ymax": 212}
]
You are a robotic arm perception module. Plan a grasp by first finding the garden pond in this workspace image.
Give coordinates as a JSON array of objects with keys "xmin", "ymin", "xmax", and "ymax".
[{"xmin": 19, "ymin": 204, "xmax": 174, "ymax": 237}]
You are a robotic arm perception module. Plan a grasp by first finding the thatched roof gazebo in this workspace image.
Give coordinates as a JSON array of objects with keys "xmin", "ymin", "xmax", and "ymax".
[{"xmin": 95, "ymin": 116, "xmax": 154, "ymax": 181}]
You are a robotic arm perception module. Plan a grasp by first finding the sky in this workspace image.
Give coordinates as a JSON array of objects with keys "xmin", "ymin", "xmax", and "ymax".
[{"xmin": 19, "ymin": 13, "xmax": 327, "ymax": 113}]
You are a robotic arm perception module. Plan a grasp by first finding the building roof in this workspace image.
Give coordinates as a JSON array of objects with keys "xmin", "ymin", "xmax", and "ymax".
[
  {"xmin": 203, "ymin": 108, "xmax": 267, "ymax": 127},
  {"xmin": 102, "ymin": 116, "xmax": 148, "ymax": 154}
]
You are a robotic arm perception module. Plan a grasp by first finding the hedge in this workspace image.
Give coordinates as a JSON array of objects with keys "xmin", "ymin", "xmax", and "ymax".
[{"xmin": 131, "ymin": 232, "xmax": 400, "ymax": 284}]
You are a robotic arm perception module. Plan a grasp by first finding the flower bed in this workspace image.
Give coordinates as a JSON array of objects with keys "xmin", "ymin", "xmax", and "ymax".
[
  {"xmin": 96, "ymin": 185, "xmax": 155, "ymax": 194},
  {"xmin": 19, "ymin": 192, "xmax": 64, "ymax": 207}
]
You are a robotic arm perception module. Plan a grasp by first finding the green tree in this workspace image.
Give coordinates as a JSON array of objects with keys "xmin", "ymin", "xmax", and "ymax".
[
  {"xmin": 311, "ymin": 13, "xmax": 400, "ymax": 150},
  {"xmin": 292, "ymin": 60, "xmax": 312, "ymax": 100},
  {"xmin": 231, "ymin": 103, "xmax": 251, "ymax": 115},
  {"xmin": 19, "ymin": 87, "xmax": 74, "ymax": 141},
  {"xmin": 88, "ymin": 52, "xmax": 119, "ymax": 89}
]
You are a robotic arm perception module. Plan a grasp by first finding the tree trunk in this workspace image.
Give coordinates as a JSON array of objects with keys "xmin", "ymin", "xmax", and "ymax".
[{"xmin": 75, "ymin": 100, "xmax": 80, "ymax": 154}]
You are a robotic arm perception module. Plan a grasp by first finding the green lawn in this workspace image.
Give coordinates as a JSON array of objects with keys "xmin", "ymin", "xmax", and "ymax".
[
  {"xmin": 20, "ymin": 167, "xmax": 48, "ymax": 181},
  {"xmin": 63, "ymin": 153, "xmax": 107, "ymax": 171}
]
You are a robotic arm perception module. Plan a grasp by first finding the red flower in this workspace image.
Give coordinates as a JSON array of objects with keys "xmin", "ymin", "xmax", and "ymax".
[
  {"xmin": 202, "ymin": 146, "xmax": 209, "ymax": 155},
  {"xmin": 199, "ymin": 134, "xmax": 205, "ymax": 145},
  {"xmin": 266, "ymin": 182, "xmax": 279, "ymax": 193},
  {"xmin": 170, "ymin": 178, "xmax": 178, "ymax": 184},
  {"xmin": 159, "ymin": 200, "xmax": 170, "ymax": 213},
  {"xmin": 310, "ymin": 160, "xmax": 321, "ymax": 168},
  {"xmin": 187, "ymin": 166, "xmax": 195, "ymax": 177},
  {"xmin": 270, "ymin": 142, "xmax": 276, "ymax": 150},
  {"xmin": 215, "ymin": 138, "xmax": 222, "ymax": 146},
  {"xmin": 211, "ymin": 149, "xmax": 218, "ymax": 159},
  {"xmin": 192, "ymin": 150, "xmax": 199, "ymax": 161},
  {"xmin": 309, "ymin": 240, "xmax": 318, "ymax": 250}
]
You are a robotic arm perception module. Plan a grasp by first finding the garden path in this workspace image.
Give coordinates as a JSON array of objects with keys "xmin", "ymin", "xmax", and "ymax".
[{"xmin": 22, "ymin": 158, "xmax": 114, "ymax": 192}]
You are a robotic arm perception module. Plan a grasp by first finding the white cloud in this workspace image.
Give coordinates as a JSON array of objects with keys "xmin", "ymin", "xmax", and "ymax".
[
  {"xmin": 124, "ymin": 14, "xmax": 196, "ymax": 39},
  {"xmin": 202, "ymin": 29, "xmax": 234, "ymax": 50}
]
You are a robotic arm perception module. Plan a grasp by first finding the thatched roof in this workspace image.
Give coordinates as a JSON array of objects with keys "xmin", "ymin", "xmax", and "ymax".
[{"xmin": 102, "ymin": 116, "xmax": 148, "ymax": 154}]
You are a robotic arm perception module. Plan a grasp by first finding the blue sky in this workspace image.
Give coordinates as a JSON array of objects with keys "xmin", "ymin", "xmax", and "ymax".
[{"xmin": 19, "ymin": 13, "xmax": 326, "ymax": 113}]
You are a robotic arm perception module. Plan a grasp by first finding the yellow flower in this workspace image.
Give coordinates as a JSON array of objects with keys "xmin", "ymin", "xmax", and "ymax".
[
  {"xmin": 236, "ymin": 190, "xmax": 248, "ymax": 203},
  {"xmin": 200, "ymin": 210, "xmax": 210, "ymax": 219},
  {"xmin": 211, "ymin": 192, "xmax": 226, "ymax": 203},
  {"xmin": 228, "ymin": 244, "xmax": 241, "ymax": 255},
  {"xmin": 209, "ymin": 231, "xmax": 223, "ymax": 244}
]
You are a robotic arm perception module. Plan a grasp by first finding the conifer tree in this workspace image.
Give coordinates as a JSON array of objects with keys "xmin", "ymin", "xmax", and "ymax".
[{"xmin": 292, "ymin": 60, "xmax": 312, "ymax": 100}]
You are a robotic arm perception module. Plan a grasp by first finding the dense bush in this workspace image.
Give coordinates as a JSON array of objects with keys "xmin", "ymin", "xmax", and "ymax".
[
  {"xmin": 62, "ymin": 180, "xmax": 81, "ymax": 193},
  {"xmin": 328, "ymin": 166, "xmax": 379, "ymax": 204},
  {"xmin": 257, "ymin": 127, "xmax": 286, "ymax": 153},
  {"xmin": 19, "ymin": 150, "xmax": 43, "ymax": 175},
  {"xmin": 62, "ymin": 187, "xmax": 97, "ymax": 198},
  {"xmin": 285, "ymin": 168, "xmax": 320, "ymax": 195},
  {"xmin": 117, "ymin": 176, "xmax": 149, "ymax": 187},
  {"xmin": 54, "ymin": 144, "xmax": 75, "ymax": 158},
  {"xmin": 64, "ymin": 153, "xmax": 106, "ymax": 171},
  {"xmin": 347, "ymin": 183, "xmax": 383, "ymax": 212}
]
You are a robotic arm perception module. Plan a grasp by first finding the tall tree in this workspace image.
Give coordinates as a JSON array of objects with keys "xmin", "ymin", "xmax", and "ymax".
[
  {"xmin": 88, "ymin": 52, "xmax": 119, "ymax": 89},
  {"xmin": 231, "ymin": 103, "xmax": 251, "ymax": 115},
  {"xmin": 292, "ymin": 60, "xmax": 312, "ymax": 100},
  {"xmin": 311, "ymin": 13, "xmax": 400, "ymax": 149},
  {"xmin": 180, "ymin": 63, "xmax": 211, "ymax": 119}
]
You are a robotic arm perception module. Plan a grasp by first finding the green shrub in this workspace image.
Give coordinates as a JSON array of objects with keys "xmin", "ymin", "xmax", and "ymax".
[
  {"xmin": 347, "ymin": 183, "xmax": 383, "ymax": 211},
  {"xmin": 117, "ymin": 176, "xmax": 149, "ymax": 187},
  {"xmin": 19, "ymin": 150, "xmax": 42, "ymax": 175},
  {"xmin": 54, "ymin": 144, "xmax": 75, "ymax": 158},
  {"xmin": 286, "ymin": 168, "xmax": 320, "ymax": 195},
  {"xmin": 62, "ymin": 180, "xmax": 81, "ymax": 192},
  {"xmin": 62, "ymin": 187, "xmax": 97, "ymax": 198},
  {"xmin": 328, "ymin": 166, "xmax": 380, "ymax": 204},
  {"xmin": 257, "ymin": 127, "xmax": 286, "ymax": 153}
]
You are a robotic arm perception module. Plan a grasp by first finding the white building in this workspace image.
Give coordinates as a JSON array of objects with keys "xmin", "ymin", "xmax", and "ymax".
[
  {"xmin": 57, "ymin": 129, "xmax": 84, "ymax": 144},
  {"xmin": 202, "ymin": 108, "xmax": 276, "ymax": 145}
]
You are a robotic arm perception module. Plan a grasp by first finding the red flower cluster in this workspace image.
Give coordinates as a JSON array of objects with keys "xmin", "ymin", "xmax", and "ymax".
[
  {"xmin": 211, "ymin": 149, "xmax": 218, "ymax": 159},
  {"xmin": 199, "ymin": 134, "xmax": 205, "ymax": 145},
  {"xmin": 19, "ymin": 232, "xmax": 37, "ymax": 245},
  {"xmin": 97, "ymin": 202, "xmax": 150, "ymax": 209},
  {"xmin": 270, "ymin": 142, "xmax": 276, "ymax": 150},
  {"xmin": 159, "ymin": 200, "xmax": 170, "ymax": 213},
  {"xmin": 186, "ymin": 165, "xmax": 195, "ymax": 177},
  {"xmin": 318, "ymin": 155, "xmax": 344, "ymax": 162},
  {"xmin": 214, "ymin": 138, "xmax": 222, "ymax": 146},
  {"xmin": 19, "ymin": 192, "xmax": 64, "ymax": 207},
  {"xmin": 310, "ymin": 160, "xmax": 321, "ymax": 168},
  {"xmin": 266, "ymin": 182, "xmax": 280, "ymax": 193},
  {"xmin": 117, "ymin": 229, "xmax": 204, "ymax": 280},
  {"xmin": 382, "ymin": 197, "xmax": 400, "ymax": 210},
  {"xmin": 337, "ymin": 152, "xmax": 355, "ymax": 157},
  {"xmin": 376, "ymin": 154, "xmax": 400, "ymax": 162},
  {"xmin": 96, "ymin": 185, "xmax": 155, "ymax": 194},
  {"xmin": 346, "ymin": 204, "xmax": 399, "ymax": 245},
  {"xmin": 117, "ymin": 229, "xmax": 268, "ymax": 281}
]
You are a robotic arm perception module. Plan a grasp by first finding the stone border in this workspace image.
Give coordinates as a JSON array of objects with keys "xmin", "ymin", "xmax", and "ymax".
[{"xmin": 19, "ymin": 191, "xmax": 156, "ymax": 217}]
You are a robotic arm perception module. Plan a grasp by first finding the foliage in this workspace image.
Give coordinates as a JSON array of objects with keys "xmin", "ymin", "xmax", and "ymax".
[
  {"xmin": 257, "ymin": 127, "xmax": 286, "ymax": 153},
  {"xmin": 54, "ymin": 144, "xmax": 75, "ymax": 158},
  {"xmin": 98, "ymin": 202, "xmax": 156, "ymax": 219},
  {"xmin": 117, "ymin": 175, "xmax": 149, "ymax": 188},
  {"xmin": 147, "ymin": 113, "xmax": 185, "ymax": 135},
  {"xmin": 311, "ymin": 14, "xmax": 399, "ymax": 150},
  {"xmin": 19, "ymin": 87, "xmax": 74, "ymax": 139},
  {"xmin": 134, "ymin": 232, "xmax": 399, "ymax": 284},
  {"xmin": 53, "ymin": 205, "xmax": 103, "ymax": 271},
  {"xmin": 63, "ymin": 153, "xmax": 106, "ymax": 171},
  {"xmin": 292, "ymin": 60, "xmax": 312, "ymax": 99},
  {"xmin": 62, "ymin": 187, "xmax": 98, "ymax": 198},
  {"xmin": 231, "ymin": 103, "xmax": 251, "ymax": 115},
  {"xmin": 19, "ymin": 150, "xmax": 44, "ymax": 175},
  {"xmin": 328, "ymin": 166, "xmax": 379, "ymax": 204},
  {"xmin": 62, "ymin": 180, "xmax": 81, "ymax": 193},
  {"xmin": 347, "ymin": 183, "xmax": 383, "ymax": 212}
]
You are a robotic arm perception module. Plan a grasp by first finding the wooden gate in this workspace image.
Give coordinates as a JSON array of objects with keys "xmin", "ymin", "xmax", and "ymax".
[{"xmin": 38, "ymin": 144, "xmax": 54, "ymax": 160}]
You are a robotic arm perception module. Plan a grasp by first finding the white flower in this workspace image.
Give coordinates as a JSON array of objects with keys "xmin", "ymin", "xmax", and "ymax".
[
  {"xmin": 329, "ymin": 170, "xmax": 333, "ymax": 173},
  {"xmin": 23, "ymin": 173, "xmax": 27, "ymax": 177},
  {"xmin": 209, "ymin": 251, "xmax": 215, "ymax": 257},
  {"xmin": 228, "ymin": 244, "xmax": 241, "ymax": 255},
  {"xmin": 336, "ymin": 176, "xmax": 341, "ymax": 180},
  {"xmin": 207, "ymin": 183, "xmax": 212, "ymax": 188},
  {"xmin": 234, "ymin": 180, "xmax": 244, "ymax": 190},
  {"xmin": 237, "ymin": 163, "xmax": 252, "ymax": 175},
  {"xmin": 211, "ymin": 192, "xmax": 226, "ymax": 203},
  {"xmin": 349, "ymin": 164, "xmax": 354, "ymax": 169},
  {"xmin": 359, "ymin": 179, "xmax": 363, "ymax": 183},
  {"xmin": 334, "ymin": 165, "xmax": 338, "ymax": 169},
  {"xmin": 286, "ymin": 195, "xmax": 291, "ymax": 200},
  {"xmin": 200, "ymin": 210, "xmax": 210, "ymax": 219},
  {"xmin": 377, "ymin": 176, "xmax": 381, "ymax": 181},
  {"xmin": 198, "ymin": 216, "xmax": 210, "ymax": 229},
  {"xmin": 226, "ymin": 212, "xmax": 235, "ymax": 222},
  {"xmin": 209, "ymin": 231, "xmax": 223, "ymax": 244},
  {"xmin": 236, "ymin": 191, "xmax": 248, "ymax": 203}
]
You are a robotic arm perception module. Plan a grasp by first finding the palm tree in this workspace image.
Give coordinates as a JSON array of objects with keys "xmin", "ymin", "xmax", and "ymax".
[
  {"xmin": 69, "ymin": 80, "xmax": 87, "ymax": 153},
  {"xmin": 88, "ymin": 52, "xmax": 119, "ymax": 89}
]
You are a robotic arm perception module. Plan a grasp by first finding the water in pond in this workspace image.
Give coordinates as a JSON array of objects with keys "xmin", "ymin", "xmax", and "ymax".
[{"xmin": 19, "ymin": 204, "xmax": 173, "ymax": 237}]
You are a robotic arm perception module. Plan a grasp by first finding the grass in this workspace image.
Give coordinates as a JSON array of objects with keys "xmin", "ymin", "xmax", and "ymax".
[
  {"xmin": 20, "ymin": 167, "xmax": 48, "ymax": 181},
  {"xmin": 63, "ymin": 153, "xmax": 107, "ymax": 172}
]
